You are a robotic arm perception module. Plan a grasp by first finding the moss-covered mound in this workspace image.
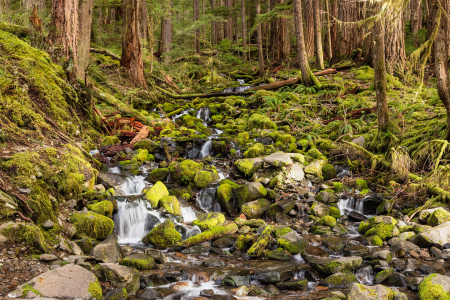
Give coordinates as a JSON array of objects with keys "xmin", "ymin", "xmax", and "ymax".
[
  {"xmin": 142, "ymin": 220, "xmax": 181, "ymax": 248},
  {"xmin": 158, "ymin": 196, "xmax": 182, "ymax": 216},
  {"xmin": 193, "ymin": 212, "xmax": 226, "ymax": 230},
  {"xmin": 120, "ymin": 254, "xmax": 156, "ymax": 270},
  {"xmin": 70, "ymin": 211, "xmax": 114, "ymax": 240},
  {"xmin": 1, "ymin": 222, "xmax": 47, "ymax": 252},
  {"xmin": 145, "ymin": 181, "xmax": 169, "ymax": 208},
  {"xmin": 87, "ymin": 201, "xmax": 114, "ymax": 217}
]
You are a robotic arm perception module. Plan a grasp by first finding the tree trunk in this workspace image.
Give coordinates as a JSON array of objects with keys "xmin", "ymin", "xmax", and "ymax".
[
  {"xmin": 303, "ymin": 0, "xmax": 314, "ymax": 57},
  {"xmin": 256, "ymin": 0, "xmax": 264, "ymax": 75},
  {"xmin": 373, "ymin": 9, "xmax": 389, "ymax": 133},
  {"xmin": 77, "ymin": 0, "xmax": 93, "ymax": 81},
  {"xmin": 211, "ymin": 0, "xmax": 217, "ymax": 44},
  {"xmin": 49, "ymin": 0, "xmax": 79, "ymax": 81},
  {"xmin": 194, "ymin": 0, "xmax": 200, "ymax": 64},
  {"xmin": 293, "ymin": 0, "xmax": 316, "ymax": 86},
  {"xmin": 411, "ymin": 0, "xmax": 421, "ymax": 46},
  {"xmin": 385, "ymin": 10, "xmax": 406, "ymax": 75},
  {"xmin": 224, "ymin": 0, "xmax": 233, "ymax": 40},
  {"xmin": 324, "ymin": 0, "xmax": 332, "ymax": 66},
  {"xmin": 313, "ymin": 0, "xmax": 324, "ymax": 69},
  {"xmin": 241, "ymin": 0, "xmax": 247, "ymax": 62},
  {"xmin": 163, "ymin": 0, "xmax": 173, "ymax": 63},
  {"xmin": 159, "ymin": 18, "xmax": 165, "ymax": 54},
  {"xmin": 121, "ymin": 0, "xmax": 147, "ymax": 88},
  {"xmin": 432, "ymin": 0, "xmax": 450, "ymax": 140},
  {"xmin": 329, "ymin": 0, "xmax": 337, "ymax": 56},
  {"xmin": 220, "ymin": 0, "xmax": 225, "ymax": 41},
  {"xmin": 335, "ymin": 0, "xmax": 359, "ymax": 58}
]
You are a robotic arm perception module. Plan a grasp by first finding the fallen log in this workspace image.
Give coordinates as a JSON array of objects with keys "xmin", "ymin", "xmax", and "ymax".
[
  {"xmin": 156, "ymin": 85, "xmax": 249, "ymax": 99},
  {"xmin": 130, "ymin": 126, "xmax": 149, "ymax": 144},
  {"xmin": 247, "ymin": 78, "xmax": 301, "ymax": 92},
  {"xmin": 313, "ymin": 69, "xmax": 338, "ymax": 76},
  {"xmin": 90, "ymin": 48, "xmax": 120, "ymax": 61},
  {"xmin": 322, "ymin": 107, "xmax": 376, "ymax": 125}
]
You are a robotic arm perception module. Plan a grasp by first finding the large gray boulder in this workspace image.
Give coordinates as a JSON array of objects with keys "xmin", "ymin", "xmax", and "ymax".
[
  {"xmin": 90, "ymin": 236, "xmax": 123, "ymax": 263},
  {"xmin": 412, "ymin": 221, "xmax": 450, "ymax": 249},
  {"xmin": 347, "ymin": 283, "xmax": 394, "ymax": 300},
  {"xmin": 11, "ymin": 264, "xmax": 102, "ymax": 299},
  {"xmin": 96, "ymin": 263, "xmax": 140, "ymax": 294},
  {"xmin": 263, "ymin": 152, "xmax": 292, "ymax": 168},
  {"xmin": 286, "ymin": 163, "xmax": 304, "ymax": 181},
  {"xmin": 418, "ymin": 273, "xmax": 450, "ymax": 300},
  {"xmin": 97, "ymin": 172, "xmax": 127, "ymax": 190}
]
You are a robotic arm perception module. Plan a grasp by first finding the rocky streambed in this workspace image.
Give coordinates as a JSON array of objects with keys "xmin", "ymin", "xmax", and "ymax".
[{"xmin": 3, "ymin": 87, "xmax": 450, "ymax": 300}]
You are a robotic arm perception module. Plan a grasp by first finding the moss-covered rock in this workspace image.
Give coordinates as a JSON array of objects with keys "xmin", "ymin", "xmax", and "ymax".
[
  {"xmin": 0, "ymin": 222, "xmax": 47, "ymax": 252},
  {"xmin": 87, "ymin": 201, "xmax": 114, "ymax": 217},
  {"xmin": 370, "ymin": 235, "xmax": 383, "ymax": 246},
  {"xmin": 169, "ymin": 159, "xmax": 203, "ymax": 185},
  {"xmin": 309, "ymin": 256, "xmax": 362, "ymax": 275},
  {"xmin": 141, "ymin": 220, "xmax": 181, "ymax": 249},
  {"xmin": 217, "ymin": 183, "xmax": 234, "ymax": 215},
  {"xmin": 134, "ymin": 139, "xmax": 159, "ymax": 153},
  {"xmin": 248, "ymin": 113, "xmax": 277, "ymax": 130},
  {"xmin": 304, "ymin": 160, "xmax": 327, "ymax": 177},
  {"xmin": 418, "ymin": 273, "xmax": 450, "ymax": 300},
  {"xmin": 248, "ymin": 225, "xmax": 274, "ymax": 257},
  {"xmin": 146, "ymin": 168, "xmax": 169, "ymax": 183},
  {"xmin": 145, "ymin": 181, "xmax": 169, "ymax": 208},
  {"xmin": 158, "ymin": 196, "xmax": 181, "ymax": 216},
  {"xmin": 244, "ymin": 143, "xmax": 265, "ymax": 158},
  {"xmin": 241, "ymin": 198, "xmax": 271, "ymax": 219},
  {"xmin": 234, "ymin": 158, "xmax": 262, "ymax": 177},
  {"xmin": 347, "ymin": 282, "xmax": 394, "ymax": 300},
  {"xmin": 322, "ymin": 272, "xmax": 357, "ymax": 288},
  {"xmin": 316, "ymin": 190, "xmax": 338, "ymax": 204},
  {"xmin": 235, "ymin": 217, "xmax": 266, "ymax": 228},
  {"xmin": 177, "ymin": 223, "xmax": 238, "ymax": 247},
  {"xmin": 277, "ymin": 232, "xmax": 307, "ymax": 255},
  {"xmin": 275, "ymin": 279, "xmax": 308, "ymax": 291},
  {"xmin": 374, "ymin": 268, "xmax": 394, "ymax": 284},
  {"xmin": 355, "ymin": 179, "xmax": 368, "ymax": 190},
  {"xmin": 318, "ymin": 215, "xmax": 337, "ymax": 227},
  {"xmin": 329, "ymin": 207, "xmax": 341, "ymax": 219},
  {"xmin": 309, "ymin": 202, "xmax": 330, "ymax": 218},
  {"xmin": 194, "ymin": 169, "xmax": 219, "ymax": 189},
  {"xmin": 120, "ymin": 254, "xmax": 156, "ymax": 270},
  {"xmin": 332, "ymin": 182, "xmax": 348, "ymax": 193},
  {"xmin": 322, "ymin": 163, "xmax": 336, "ymax": 181},
  {"xmin": 193, "ymin": 212, "xmax": 226, "ymax": 230},
  {"xmin": 70, "ymin": 211, "xmax": 114, "ymax": 240},
  {"xmin": 428, "ymin": 208, "xmax": 450, "ymax": 227},
  {"xmin": 365, "ymin": 223, "xmax": 399, "ymax": 240},
  {"xmin": 102, "ymin": 136, "xmax": 119, "ymax": 146}
]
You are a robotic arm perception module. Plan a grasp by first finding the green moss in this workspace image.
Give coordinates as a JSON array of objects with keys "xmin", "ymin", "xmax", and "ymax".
[
  {"xmin": 2, "ymin": 223, "xmax": 47, "ymax": 253},
  {"xmin": 235, "ymin": 217, "xmax": 266, "ymax": 228},
  {"xmin": 87, "ymin": 201, "xmax": 114, "ymax": 217},
  {"xmin": 234, "ymin": 159, "xmax": 258, "ymax": 177},
  {"xmin": 169, "ymin": 159, "xmax": 203, "ymax": 184},
  {"xmin": 428, "ymin": 208, "xmax": 450, "ymax": 227},
  {"xmin": 69, "ymin": 211, "xmax": 114, "ymax": 240},
  {"xmin": 21, "ymin": 283, "xmax": 42, "ymax": 297},
  {"xmin": 147, "ymin": 168, "xmax": 169, "ymax": 183},
  {"xmin": 158, "ymin": 196, "xmax": 181, "ymax": 216},
  {"xmin": 247, "ymin": 113, "xmax": 277, "ymax": 131},
  {"xmin": 145, "ymin": 181, "xmax": 169, "ymax": 208},
  {"xmin": 88, "ymin": 279, "xmax": 104, "ymax": 300},
  {"xmin": 120, "ymin": 254, "xmax": 156, "ymax": 270},
  {"xmin": 244, "ymin": 143, "xmax": 265, "ymax": 158},
  {"xmin": 365, "ymin": 223, "xmax": 398, "ymax": 240},
  {"xmin": 370, "ymin": 235, "xmax": 383, "ymax": 246},
  {"xmin": 358, "ymin": 221, "xmax": 370, "ymax": 234},
  {"xmin": 318, "ymin": 215, "xmax": 337, "ymax": 227},
  {"xmin": 193, "ymin": 212, "xmax": 226, "ymax": 230},
  {"xmin": 277, "ymin": 237, "xmax": 306, "ymax": 255},
  {"xmin": 329, "ymin": 207, "xmax": 341, "ymax": 219},
  {"xmin": 194, "ymin": 170, "xmax": 217, "ymax": 189},
  {"xmin": 101, "ymin": 136, "xmax": 119, "ymax": 146},
  {"xmin": 355, "ymin": 179, "xmax": 368, "ymax": 190},
  {"xmin": 142, "ymin": 220, "xmax": 181, "ymax": 248},
  {"xmin": 248, "ymin": 225, "xmax": 274, "ymax": 257},
  {"xmin": 134, "ymin": 139, "xmax": 158, "ymax": 153},
  {"xmin": 418, "ymin": 274, "xmax": 450, "ymax": 300},
  {"xmin": 273, "ymin": 226, "xmax": 293, "ymax": 238},
  {"xmin": 177, "ymin": 223, "xmax": 238, "ymax": 247},
  {"xmin": 235, "ymin": 233, "xmax": 256, "ymax": 250}
]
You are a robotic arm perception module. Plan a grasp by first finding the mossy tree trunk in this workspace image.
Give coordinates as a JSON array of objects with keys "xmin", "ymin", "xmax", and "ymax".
[
  {"xmin": 432, "ymin": 0, "xmax": 450, "ymax": 141},
  {"xmin": 121, "ymin": 0, "xmax": 147, "ymax": 88},
  {"xmin": 410, "ymin": 0, "xmax": 421, "ymax": 46},
  {"xmin": 194, "ymin": 0, "xmax": 200, "ymax": 64},
  {"xmin": 293, "ymin": 0, "xmax": 318, "ymax": 87},
  {"xmin": 256, "ymin": 0, "xmax": 264, "ymax": 75},
  {"xmin": 373, "ymin": 6, "xmax": 390, "ymax": 133},
  {"xmin": 211, "ymin": 0, "xmax": 217, "ymax": 44},
  {"xmin": 162, "ymin": 0, "xmax": 173, "ymax": 63},
  {"xmin": 385, "ymin": 10, "xmax": 406, "ymax": 75},
  {"xmin": 241, "ymin": 0, "xmax": 246, "ymax": 62},
  {"xmin": 313, "ymin": 0, "xmax": 324, "ymax": 69},
  {"xmin": 324, "ymin": 0, "xmax": 333, "ymax": 67}
]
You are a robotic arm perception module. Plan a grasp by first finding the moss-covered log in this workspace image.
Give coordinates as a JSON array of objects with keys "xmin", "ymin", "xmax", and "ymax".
[{"xmin": 176, "ymin": 223, "xmax": 238, "ymax": 247}]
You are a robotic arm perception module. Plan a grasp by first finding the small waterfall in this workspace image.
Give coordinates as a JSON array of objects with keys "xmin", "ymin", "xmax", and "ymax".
[
  {"xmin": 108, "ymin": 166, "xmax": 121, "ymax": 174},
  {"xmin": 196, "ymin": 188, "xmax": 217, "ymax": 212},
  {"xmin": 237, "ymin": 79, "xmax": 245, "ymax": 85},
  {"xmin": 181, "ymin": 206, "xmax": 197, "ymax": 223},
  {"xmin": 180, "ymin": 225, "xmax": 202, "ymax": 240},
  {"xmin": 222, "ymin": 84, "xmax": 258, "ymax": 93},
  {"xmin": 196, "ymin": 108, "xmax": 211, "ymax": 126},
  {"xmin": 172, "ymin": 108, "xmax": 194, "ymax": 122},
  {"xmin": 119, "ymin": 175, "xmax": 148, "ymax": 195},
  {"xmin": 356, "ymin": 266, "xmax": 375, "ymax": 285},
  {"xmin": 338, "ymin": 196, "xmax": 364, "ymax": 216},
  {"xmin": 114, "ymin": 200, "xmax": 165, "ymax": 244},
  {"xmin": 199, "ymin": 140, "xmax": 212, "ymax": 158}
]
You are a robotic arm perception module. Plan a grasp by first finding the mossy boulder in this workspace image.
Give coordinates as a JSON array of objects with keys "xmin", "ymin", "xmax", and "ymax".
[
  {"xmin": 194, "ymin": 169, "xmax": 219, "ymax": 189},
  {"xmin": 87, "ymin": 201, "xmax": 114, "ymax": 217},
  {"xmin": 241, "ymin": 198, "xmax": 271, "ymax": 219},
  {"xmin": 329, "ymin": 207, "xmax": 341, "ymax": 219},
  {"xmin": 322, "ymin": 163, "xmax": 336, "ymax": 181},
  {"xmin": 268, "ymin": 198, "xmax": 296, "ymax": 218},
  {"xmin": 169, "ymin": 159, "xmax": 203, "ymax": 185},
  {"xmin": 145, "ymin": 181, "xmax": 169, "ymax": 208},
  {"xmin": 102, "ymin": 136, "xmax": 119, "ymax": 146},
  {"xmin": 133, "ymin": 139, "xmax": 159, "ymax": 153},
  {"xmin": 247, "ymin": 225, "xmax": 274, "ymax": 257},
  {"xmin": 146, "ymin": 168, "xmax": 169, "ymax": 183},
  {"xmin": 309, "ymin": 202, "xmax": 330, "ymax": 218},
  {"xmin": 177, "ymin": 223, "xmax": 238, "ymax": 247},
  {"xmin": 120, "ymin": 254, "xmax": 156, "ymax": 270},
  {"xmin": 322, "ymin": 272, "xmax": 357, "ymax": 288},
  {"xmin": 428, "ymin": 208, "xmax": 450, "ymax": 227},
  {"xmin": 234, "ymin": 158, "xmax": 263, "ymax": 177},
  {"xmin": 95, "ymin": 263, "xmax": 140, "ymax": 294},
  {"xmin": 141, "ymin": 220, "xmax": 181, "ymax": 248},
  {"xmin": 304, "ymin": 160, "xmax": 327, "ymax": 177},
  {"xmin": 0, "ymin": 222, "xmax": 47, "ymax": 252},
  {"xmin": 158, "ymin": 196, "xmax": 181, "ymax": 216},
  {"xmin": 347, "ymin": 282, "xmax": 394, "ymax": 300},
  {"xmin": 235, "ymin": 217, "xmax": 266, "ymax": 228},
  {"xmin": 193, "ymin": 212, "xmax": 226, "ymax": 230},
  {"xmin": 418, "ymin": 273, "xmax": 450, "ymax": 300},
  {"xmin": 235, "ymin": 182, "xmax": 267, "ymax": 209},
  {"xmin": 318, "ymin": 216, "xmax": 337, "ymax": 227},
  {"xmin": 332, "ymin": 182, "xmax": 348, "ymax": 193},
  {"xmin": 355, "ymin": 179, "xmax": 368, "ymax": 190},
  {"xmin": 217, "ymin": 183, "xmax": 234, "ymax": 215},
  {"xmin": 277, "ymin": 232, "xmax": 307, "ymax": 255},
  {"xmin": 275, "ymin": 279, "xmax": 308, "ymax": 291},
  {"xmin": 244, "ymin": 143, "xmax": 265, "ymax": 158},
  {"xmin": 248, "ymin": 113, "xmax": 277, "ymax": 130},
  {"xmin": 70, "ymin": 211, "xmax": 114, "ymax": 240},
  {"xmin": 368, "ymin": 216, "xmax": 397, "ymax": 226},
  {"xmin": 365, "ymin": 223, "xmax": 399, "ymax": 240},
  {"xmin": 316, "ymin": 190, "xmax": 338, "ymax": 204},
  {"xmin": 374, "ymin": 268, "xmax": 394, "ymax": 284},
  {"xmin": 309, "ymin": 256, "xmax": 363, "ymax": 275}
]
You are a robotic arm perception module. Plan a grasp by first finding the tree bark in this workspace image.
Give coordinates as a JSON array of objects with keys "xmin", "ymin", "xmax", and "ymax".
[
  {"xmin": 224, "ymin": 0, "xmax": 233, "ymax": 40},
  {"xmin": 324, "ymin": 0, "xmax": 332, "ymax": 66},
  {"xmin": 49, "ymin": 0, "xmax": 79, "ymax": 81},
  {"xmin": 385, "ymin": 10, "xmax": 406, "ymax": 75},
  {"xmin": 194, "ymin": 0, "xmax": 200, "ymax": 64},
  {"xmin": 411, "ymin": 0, "xmax": 421, "ymax": 46},
  {"xmin": 256, "ymin": 0, "xmax": 264, "ymax": 75},
  {"xmin": 241, "ymin": 0, "xmax": 247, "ymax": 62},
  {"xmin": 432, "ymin": 0, "xmax": 450, "ymax": 140},
  {"xmin": 121, "ymin": 0, "xmax": 147, "ymax": 88},
  {"xmin": 211, "ymin": 0, "xmax": 217, "ymax": 44},
  {"xmin": 293, "ymin": 0, "xmax": 316, "ymax": 86},
  {"xmin": 77, "ymin": 0, "xmax": 94, "ymax": 80},
  {"xmin": 335, "ymin": 0, "xmax": 359, "ymax": 58},
  {"xmin": 329, "ymin": 0, "xmax": 337, "ymax": 56},
  {"xmin": 373, "ymin": 9, "xmax": 390, "ymax": 133},
  {"xmin": 303, "ymin": 0, "xmax": 315, "ymax": 57},
  {"xmin": 163, "ymin": 0, "xmax": 173, "ymax": 63},
  {"xmin": 313, "ymin": 0, "xmax": 324, "ymax": 69}
]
